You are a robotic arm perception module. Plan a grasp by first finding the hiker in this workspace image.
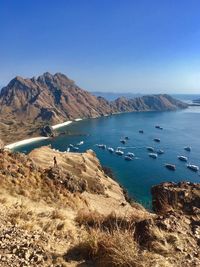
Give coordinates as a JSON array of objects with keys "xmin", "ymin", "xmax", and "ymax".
[{"xmin": 53, "ymin": 156, "xmax": 58, "ymax": 167}]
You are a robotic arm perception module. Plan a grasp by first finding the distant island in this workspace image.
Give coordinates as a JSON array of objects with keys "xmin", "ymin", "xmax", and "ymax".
[{"xmin": 0, "ymin": 72, "xmax": 188, "ymax": 145}]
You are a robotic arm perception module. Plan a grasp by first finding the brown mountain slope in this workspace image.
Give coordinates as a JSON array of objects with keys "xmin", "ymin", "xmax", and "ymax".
[
  {"xmin": 0, "ymin": 72, "xmax": 115, "ymax": 123},
  {"xmin": 0, "ymin": 72, "xmax": 187, "ymax": 144}
]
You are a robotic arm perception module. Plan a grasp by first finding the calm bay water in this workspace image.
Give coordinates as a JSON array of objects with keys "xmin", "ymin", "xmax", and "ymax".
[{"xmin": 14, "ymin": 107, "xmax": 200, "ymax": 207}]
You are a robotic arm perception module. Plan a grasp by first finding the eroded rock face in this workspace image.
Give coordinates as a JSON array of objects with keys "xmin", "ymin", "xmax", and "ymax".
[
  {"xmin": 135, "ymin": 182, "xmax": 200, "ymax": 267},
  {"xmin": 151, "ymin": 182, "xmax": 200, "ymax": 214}
]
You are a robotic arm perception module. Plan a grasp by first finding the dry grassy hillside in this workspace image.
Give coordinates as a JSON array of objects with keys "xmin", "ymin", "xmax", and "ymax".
[{"xmin": 0, "ymin": 147, "xmax": 199, "ymax": 266}]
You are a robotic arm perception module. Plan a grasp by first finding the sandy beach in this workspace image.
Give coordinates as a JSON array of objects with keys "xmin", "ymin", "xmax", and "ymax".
[
  {"xmin": 4, "ymin": 137, "xmax": 49, "ymax": 150},
  {"xmin": 4, "ymin": 118, "xmax": 83, "ymax": 150},
  {"xmin": 52, "ymin": 121, "xmax": 72, "ymax": 130}
]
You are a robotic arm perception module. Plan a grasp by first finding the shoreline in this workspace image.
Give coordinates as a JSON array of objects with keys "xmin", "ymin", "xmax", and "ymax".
[
  {"xmin": 4, "ymin": 137, "xmax": 49, "ymax": 150},
  {"xmin": 4, "ymin": 118, "xmax": 83, "ymax": 150},
  {"xmin": 52, "ymin": 121, "xmax": 72, "ymax": 130}
]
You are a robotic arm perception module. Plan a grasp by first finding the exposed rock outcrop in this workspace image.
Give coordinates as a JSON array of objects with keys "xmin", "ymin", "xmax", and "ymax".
[
  {"xmin": 152, "ymin": 181, "xmax": 200, "ymax": 214},
  {"xmin": 135, "ymin": 182, "xmax": 200, "ymax": 266},
  {"xmin": 40, "ymin": 125, "xmax": 55, "ymax": 137}
]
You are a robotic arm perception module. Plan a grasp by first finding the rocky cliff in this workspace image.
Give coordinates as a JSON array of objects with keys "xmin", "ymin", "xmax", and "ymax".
[
  {"xmin": 0, "ymin": 72, "xmax": 187, "ymax": 144},
  {"xmin": 0, "ymin": 147, "xmax": 199, "ymax": 266}
]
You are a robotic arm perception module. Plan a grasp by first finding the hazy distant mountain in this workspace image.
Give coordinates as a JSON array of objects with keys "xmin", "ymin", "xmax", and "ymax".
[{"xmin": 0, "ymin": 72, "xmax": 187, "ymax": 144}]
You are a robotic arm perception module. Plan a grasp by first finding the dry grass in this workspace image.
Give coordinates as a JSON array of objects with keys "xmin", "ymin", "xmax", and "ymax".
[
  {"xmin": 76, "ymin": 210, "xmax": 138, "ymax": 232},
  {"xmin": 70, "ymin": 210, "xmax": 175, "ymax": 267},
  {"xmin": 66, "ymin": 227, "xmax": 172, "ymax": 267}
]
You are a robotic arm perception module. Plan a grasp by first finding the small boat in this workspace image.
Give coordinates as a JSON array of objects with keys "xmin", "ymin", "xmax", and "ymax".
[
  {"xmin": 154, "ymin": 138, "xmax": 160, "ymax": 143},
  {"xmin": 120, "ymin": 139, "xmax": 126, "ymax": 144},
  {"xmin": 67, "ymin": 147, "xmax": 70, "ymax": 152},
  {"xmin": 127, "ymin": 152, "xmax": 135, "ymax": 158},
  {"xmin": 178, "ymin": 156, "xmax": 188, "ymax": 162},
  {"xmin": 155, "ymin": 125, "xmax": 163, "ymax": 130},
  {"xmin": 149, "ymin": 153, "xmax": 158, "ymax": 159},
  {"xmin": 98, "ymin": 144, "xmax": 106, "ymax": 149},
  {"xmin": 124, "ymin": 155, "xmax": 133, "ymax": 161},
  {"xmin": 77, "ymin": 141, "xmax": 84, "ymax": 146},
  {"xmin": 165, "ymin": 164, "xmax": 176, "ymax": 170},
  {"xmin": 157, "ymin": 149, "xmax": 164, "ymax": 154},
  {"xmin": 147, "ymin": 147, "xmax": 155, "ymax": 152},
  {"xmin": 139, "ymin": 130, "xmax": 144, "ymax": 134},
  {"xmin": 184, "ymin": 146, "xmax": 191, "ymax": 152},
  {"xmin": 125, "ymin": 136, "xmax": 129, "ymax": 140},
  {"xmin": 69, "ymin": 144, "xmax": 74, "ymax": 148},
  {"xmin": 115, "ymin": 150, "xmax": 124, "ymax": 156},
  {"xmin": 72, "ymin": 146, "xmax": 79, "ymax": 151},
  {"xmin": 187, "ymin": 164, "xmax": 199, "ymax": 172},
  {"xmin": 108, "ymin": 147, "xmax": 114, "ymax": 153}
]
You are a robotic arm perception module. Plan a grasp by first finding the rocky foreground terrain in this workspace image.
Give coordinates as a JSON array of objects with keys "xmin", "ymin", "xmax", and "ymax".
[
  {"xmin": 0, "ymin": 72, "xmax": 187, "ymax": 144},
  {"xmin": 0, "ymin": 146, "xmax": 199, "ymax": 266}
]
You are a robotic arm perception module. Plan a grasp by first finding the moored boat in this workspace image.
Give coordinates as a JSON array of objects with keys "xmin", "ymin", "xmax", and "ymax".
[
  {"xmin": 178, "ymin": 156, "xmax": 188, "ymax": 162},
  {"xmin": 187, "ymin": 164, "xmax": 199, "ymax": 172},
  {"xmin": 139, "ymin": 130, "xmax": 144, "ymax": 133},
  {"xmin": 149, "ymin": 153, "xmax": 158, "ymax": 159},
  {"xmin": 127, "ymin": 152, "xmax": 135, "ymax": 158},
  {"xmin": 115, "ymin": 149, "xmax": 124, "ymax": 156},
  {"xmin": 120, "ymin": 139, "xmax": 126, "ymax": 144},
  {"xmin": 72, "ymin": 146, "xmax": 79, "ymax": 151},
  {"xmin": 77, "ymin": 141, "xmax": 84, "ymax": 146},
  {"xmin": 155, "ymin": 125, "xmax": 163, "ymax": 130},
  {"xmin": 157, "ymin": 149, "xmax": 164, "ymax": 154},
  {"xmin": 165, "ymin": 164, "xmax": 176, "ymax": 170},
  {"xmin": 98, "ymin": 144, "xmax": 106, "ymax": 149},
  {"xmin": 154, "ymin": 138, "xmax": 160, "ymax": 142},
  {"xmin": 147, "ymin": 147, "xmax": 155, "ymax": 152},
  {"xmin": 108, "ymin": 147, "xmax": 114, "ymax": 153},
  {"xmin": 124, "ymin": 155, "xmax": 133, "ymax": 161},
  {"xmin": 184, "ymin": 146, "xmax": 191, "ymax": 152}
]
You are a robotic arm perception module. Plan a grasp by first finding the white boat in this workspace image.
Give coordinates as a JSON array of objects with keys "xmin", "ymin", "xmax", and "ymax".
[
  {"xmin": 67, "ymin": 147, "xmax": 70, "ymax": 152},
  {"xmin": 77, "ymin": 141, "xmax": 84, "ymax": 146},
  {"xmin": 127, "ymin": 152, "xmax": 135, "ymax": 158},
  {"xmin": 184, "ymin": 146, "xmax": 191, "ymax": 152},
  {"xmin": 115, "ymin": 150, "xmax": 124, "ymax": 156},
  {"xmin": 165, "ymin": 164, "xmax": 176, "ymax": 170},
  {"xmin": 187, "ymin": 164, "xmax": 199, "ymax": 172},
  {"xmin": 69, "ymin": 144, "xmax": 74, "ymax": 148},
  {"xmin": 147, "ymin": 147, "xmax": 155, "ymax": 152},
  {"xmin": 155, "ymin": 125, "xmax": 163, "ymax": 130},
  {"xmin": 98, "ymin": 144, "xmax": 106, "ymax": 149},
  {"xmin": 72, "ymin": 146, "xmax": 79, "ymax": 151},
  {"xmin": 108, "ymin": 147, "xmax": 114, "ymax": 153},
  {"xmin": 157, "ymin": 149, "xmax": 164, "ymax": 154},
  {"xmin": 120, "ymin": 139, "xmax": 126, "ymax": 144},
  {"xmin": 178, "ymin": 156, "xmax": 188, "ymax": 162},
  {"xmin": 124, "ymin": 155, "xmax": 133, "ymax": 161},
  {"xmin": 149, "ymin": 153, "xmax": 158, "ymax": 159}
]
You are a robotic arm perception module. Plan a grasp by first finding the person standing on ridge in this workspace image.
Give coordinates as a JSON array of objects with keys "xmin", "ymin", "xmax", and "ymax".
[{"xmin": 53, "ymin": 156, "xmax": 58, "ymax": 168}]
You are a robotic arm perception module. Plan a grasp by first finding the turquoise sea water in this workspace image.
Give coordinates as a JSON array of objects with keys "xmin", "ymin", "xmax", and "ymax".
[{"xmin": 14, "ymin": 107, "xmax": 200, "ymax": 208}]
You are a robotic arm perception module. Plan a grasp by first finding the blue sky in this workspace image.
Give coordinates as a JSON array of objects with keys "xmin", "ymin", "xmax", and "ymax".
[{"xmin": 1, "ymin": 0, "xmax": 200, "ymax": 93}]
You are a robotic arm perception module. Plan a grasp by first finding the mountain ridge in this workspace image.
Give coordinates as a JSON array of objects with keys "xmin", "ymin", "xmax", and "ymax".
[{"xmin": 0, "ymin": 72, "xmax": 188, "ymax": 144}]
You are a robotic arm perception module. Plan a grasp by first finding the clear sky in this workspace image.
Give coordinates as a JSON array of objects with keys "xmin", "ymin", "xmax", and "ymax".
[{"xmin": 1, "ymin": 0, "xmax": 200, "ymax": 93}]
